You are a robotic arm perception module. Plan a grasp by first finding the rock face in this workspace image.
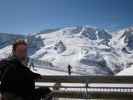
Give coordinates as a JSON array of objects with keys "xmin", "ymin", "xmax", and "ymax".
[
  {"xmin": 1, "ymin": 26, "xmax": 133, "ymax": 75},
  {"xmin": 54, "ymin": 40, "xmax": 66, "ymax": 54}
]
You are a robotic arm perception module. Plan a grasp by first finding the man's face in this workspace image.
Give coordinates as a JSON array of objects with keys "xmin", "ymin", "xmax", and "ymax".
[{"xmin": 14, "ymin": 44, "xmax": 28, "ymax": 60}]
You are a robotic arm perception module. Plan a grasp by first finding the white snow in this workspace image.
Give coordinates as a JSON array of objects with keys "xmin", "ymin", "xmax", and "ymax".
[
  {"xmin": 32, "ymin": 67, "xmax": 79, "ymax": 76},
  {"xmin": 0, "ymin": 45, "xmax": 12, "ymax": 60},
  {"xmin": 1, "ymin": 26, "xmax": 133, "ymax": 75},
  {"xmin": 117, "ymin": 65, "xmax": 133, "ymax": 76}
]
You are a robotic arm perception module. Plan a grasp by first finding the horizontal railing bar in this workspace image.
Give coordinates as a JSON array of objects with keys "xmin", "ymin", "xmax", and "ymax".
[
  {"xmin": 1, "ymin": 75, "xmax": 133, "ymax": 99},
  {"xmin": 1, "ymin": 76, "xmax": 133, "ymax": 84},
  {"xmin": 51, "ymin": 90, "xmax": 133, "ymax": 99},
  {"xmin": 37, "ymin": 75, "xmax": 133, "ymax": 83},
  {"xmin": 35, "ymin": 85, "xmax": 133, "ymax": 89}
]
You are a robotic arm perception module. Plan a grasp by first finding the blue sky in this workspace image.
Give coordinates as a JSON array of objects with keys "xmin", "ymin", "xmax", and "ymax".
[{"xmin": 0, "ymin": 0, "xmax": 133, "ymax": 35}]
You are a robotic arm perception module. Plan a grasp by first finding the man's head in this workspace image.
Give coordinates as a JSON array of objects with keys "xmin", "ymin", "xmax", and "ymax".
[{"xmin": 12, "ymin": 39, "xmax": 28, "ymax": 61}]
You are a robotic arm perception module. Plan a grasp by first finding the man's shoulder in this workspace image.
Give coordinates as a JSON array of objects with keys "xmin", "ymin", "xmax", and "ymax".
[
  {"xmin": 0, "ymin": 58, "xmax": 9, "ymax": 64},
  {"xmin": 0, "ymin": 57, "xmax": 18, "ymax": 65}
]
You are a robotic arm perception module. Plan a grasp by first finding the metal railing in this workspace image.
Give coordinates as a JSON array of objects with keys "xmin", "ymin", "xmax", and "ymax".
[{"xmin": 35, "ymin": 75, "xmax": 133, "ymax": 99}]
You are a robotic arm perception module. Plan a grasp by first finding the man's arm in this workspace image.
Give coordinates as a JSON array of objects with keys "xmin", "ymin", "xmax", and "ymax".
[
  {"xmin": 0, "ymin": 60, "xmax": 9, "ymax": 80},
  {"xmin": 31, "ymin": 71, "xmax": 42, "ymax": 80}
]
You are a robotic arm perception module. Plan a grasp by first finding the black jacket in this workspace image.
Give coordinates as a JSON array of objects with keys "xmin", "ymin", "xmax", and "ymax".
[{"xmin": 0, "ymin": 56, "xmax": 41, "ymax": 98}]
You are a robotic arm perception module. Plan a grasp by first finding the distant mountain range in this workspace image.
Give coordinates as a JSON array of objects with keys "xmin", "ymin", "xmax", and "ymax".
[{"xmin": 0, "ymin": 26, "xmax": 133, "ymax": 75}]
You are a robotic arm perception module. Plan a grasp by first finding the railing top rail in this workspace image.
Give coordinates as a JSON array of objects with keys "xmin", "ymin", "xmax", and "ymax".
[{"xmin": 37, "ymin": 75, "xmax": 133, "ymax": 83}]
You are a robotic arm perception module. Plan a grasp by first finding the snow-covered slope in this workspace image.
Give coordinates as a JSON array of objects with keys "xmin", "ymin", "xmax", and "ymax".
[
  {"xmin": 1, "ymin": 26, "xmax": 133, "ymax": 75},
  {"xmin": 29, "ymin": 26, "xmax": 133, "ymax": 75},
  {"xmin": 117, "ymin": 65, "xmax": 133, "ymax": 76},
  {"xmin": 29, "ymin": 26, "xmax": 114, "ymax": 75},
  {"xmin": 109, "ymin": 27, "xmax": 133, "ymax": 69},
  {"xmin": 0, "ymin": 45, "xmax": 12, "ymax": 59}
]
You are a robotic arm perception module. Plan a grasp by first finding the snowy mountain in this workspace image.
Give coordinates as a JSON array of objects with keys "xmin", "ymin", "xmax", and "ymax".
[
  {"xmin": 0, "ymin": 33, "xmax": 25, "ymax": 49},
  {"xmin": 0, "ymin": 26, "xmax": 133, "ymax": 75},
  {"xmin": 117, "ymin": 65, "xmax": 133, "ymax": 76},
  {"xmin": 0, "ymin": 33, "xmax": 25, "ymax": 59}
]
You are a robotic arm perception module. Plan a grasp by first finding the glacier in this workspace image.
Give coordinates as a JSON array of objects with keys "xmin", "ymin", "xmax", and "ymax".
[{"xmin": 0, "ymin": 26, "xmax": 133, "ymax": 75}]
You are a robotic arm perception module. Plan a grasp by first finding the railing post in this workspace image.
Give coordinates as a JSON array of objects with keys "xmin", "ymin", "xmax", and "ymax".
[
  {"xmin": 85, "ymin": 82, "xmax": 90, "ymax": 99},
  {"xmin": 53, "ymin": 82, "xmax": 61, "ymax": 100}
]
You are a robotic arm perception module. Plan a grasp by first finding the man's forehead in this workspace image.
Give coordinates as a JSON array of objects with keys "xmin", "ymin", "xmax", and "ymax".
[{"xmin": 16, "ymin": 44, "xmax": 27, "ymax": 49}]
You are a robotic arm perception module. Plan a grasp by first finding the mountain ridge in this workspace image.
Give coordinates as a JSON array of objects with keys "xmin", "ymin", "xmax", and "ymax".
[{"xmin": 0, "ymin": 26, "xmax": 133, "ymax": 75}]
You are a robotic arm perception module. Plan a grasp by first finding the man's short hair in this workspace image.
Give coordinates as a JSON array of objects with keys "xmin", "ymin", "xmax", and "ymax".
[{"xmin": 12, "ymin": 39, "xmax": 27, "ymax": 51}]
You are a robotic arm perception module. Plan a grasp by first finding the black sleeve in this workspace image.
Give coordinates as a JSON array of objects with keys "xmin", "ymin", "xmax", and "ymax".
[
  {"xmin": 1, "ymin": 65, "xmax": 17, "ymax": 81},
  {"xmin": 0, "ymin": 60, "xmax": 9, "ymax": 80},
  {"xmin": 31, "ymin": 71, "xmax": 41, "ymax": 80},
  {"xmin": 0, "ymin": 60, "xmax": 7, "ymax": 70},
  {"xmin": 0, "ymin": 65, "xmax": 19, "ymax": 93}
]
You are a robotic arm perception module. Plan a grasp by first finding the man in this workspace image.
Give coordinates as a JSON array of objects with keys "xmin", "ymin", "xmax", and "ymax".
[
  {"xmin": 0, "ymin": 39, "xmax": 51, "ymax": 100},
  {"xmin": 68, "ymin": 65, "xmax": 72, "ymax": 76}
]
